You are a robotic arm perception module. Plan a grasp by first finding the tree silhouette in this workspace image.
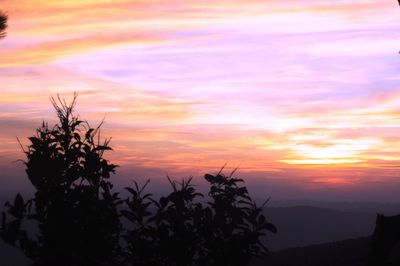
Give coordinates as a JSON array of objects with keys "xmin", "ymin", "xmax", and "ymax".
[
  {"xmin": 1, "ymin": 94, "xmax": 122, "ymax": 266},
  {"xmin": 0, "ymin": 11, "xmax": 7, "ymax": 39},
  {"xmin": 368, "ymin": 214, "xmax": 400, "ymax": 266},
  {"xmin": 122, "ymin": 169, "xmax": 277, "ymax": 266},
  {"xmin": 1, "ymin": 95, "xmax": 276, "ymax": 265}
]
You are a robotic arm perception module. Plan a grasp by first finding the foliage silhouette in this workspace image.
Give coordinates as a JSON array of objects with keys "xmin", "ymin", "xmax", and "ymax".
[
  {"xmin": 1, "ymin": 94, "xmax": 123, "ymax": 266},
  {"xmin": 122, "ymin": 169, "xmax": 277, "ymax": 266},
  {"xmin": 1, "ymin": 95, "xmax": 276, "ymax": 266},
  {"xmin": 0, "ymin": 11, "xmax": 6, "ymax": 39},
  {"xmin": 367, "ymin": 214, "xmax": 400, "ymax": 266}
]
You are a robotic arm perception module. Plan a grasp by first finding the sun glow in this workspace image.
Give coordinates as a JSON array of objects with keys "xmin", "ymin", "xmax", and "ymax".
[
  {"xmin": 1, "ymin": 0, "xmax": 400, "ymax": 195},
  {"xmin": 281, "ymin": 139, "xmax": 380, "ymax": 165}
]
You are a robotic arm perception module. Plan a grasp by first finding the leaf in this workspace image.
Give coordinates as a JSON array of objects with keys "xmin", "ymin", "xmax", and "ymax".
[
  {"xmin": 1, "ymin": 212, "xmax": 5, "ymax": 228},
  {"xmin": 125, "ymin": 187, "xmax": 138, "ymax": 198},
  {"xmin": 28, "ymin": 137, "xmax": 41, "ymax": 148},
  {"xmin": 159, "ymin": 197, "xmax": 168, "ymax": 208},
  {"xmin": 264, "ymin": 222, "xmax": 277, "ymax": 234},
  {"xmin": 14, "ymin": 194, "xmax": 24, "ymax": 210},
  {"xmin": 93, "ymin": 145, "xmax": 112, "ymax": 152},
  {"xmin": 258, "ymin": 214, "xmax": 266, "ymax": 224},
  {"xmin": 204, "ymin": 174, "xmax": 215, "ymax": 183},
  {"xmin": 73, "ymin": 133, "xmax": 81, "ymax": 141},
  {"xmin": 85, "ymin": 128, "xmax": 94, "ymax": 139}
]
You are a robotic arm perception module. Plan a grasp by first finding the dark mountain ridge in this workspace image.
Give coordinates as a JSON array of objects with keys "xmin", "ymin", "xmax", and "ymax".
[
  {"xmin": 252, "ymin": 237, "xmax": 370, "ymax": 266},
  {"xmin": 269, "ymin": 199, "xmax": 400, "ymax": 215},
  {"xmin": 263, "ymin": 206, "xmax": 375, "ymax": 251}
]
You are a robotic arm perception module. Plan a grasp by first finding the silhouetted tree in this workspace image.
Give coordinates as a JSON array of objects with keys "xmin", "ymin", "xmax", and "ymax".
[
  {"xmin": 201, "ymin": 170, "xmax": 277, "ymax": 265},
  {"xmin": 1, "ymin": 94, "xmax": 122, "ymax": 266},
  {"xmin": 0, "ymin": 11, "xmax": 7, "ymax": 39},
  {"xmin": 368, "ymin": 214, "xmax": 400, "ymax": 266},
  {"xmin": 122, "ymin": 169, "xmax": 277, "ymax": 266},
  {"xmin": 1, "ymin": 94, "xmax": 276, "ymax": 266}
]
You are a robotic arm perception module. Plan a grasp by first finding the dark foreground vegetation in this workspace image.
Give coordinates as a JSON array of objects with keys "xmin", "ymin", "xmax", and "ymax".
[
  {"xmin": 0, "ymin": 11, "xmax": 7, "ymax": 39},
  {"xmin": 0, "ymin": 95, "xmax": 277, "ymax": 266},
  {"xmin": 1, "ymin": 94, "xmax": 400, "ymax": 266}
]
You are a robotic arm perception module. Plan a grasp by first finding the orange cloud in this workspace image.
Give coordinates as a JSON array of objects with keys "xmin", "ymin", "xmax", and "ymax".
[
  {"xmin": 0, "ymin": 33, "xmax": 164, "ymax": 67},
  {"xmin": 2, "ymin": 0, "xmax": 400, "ymax": 196}
]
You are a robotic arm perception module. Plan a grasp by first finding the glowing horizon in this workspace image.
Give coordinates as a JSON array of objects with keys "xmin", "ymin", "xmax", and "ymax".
[{"xmin": 1, "ymin": 0, "xmax": 400, "ymax": 201}]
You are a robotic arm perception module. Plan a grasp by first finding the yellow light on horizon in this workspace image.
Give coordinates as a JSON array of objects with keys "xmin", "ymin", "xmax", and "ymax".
[{"xmin": 281, "ymin": 138, "xmax": 380, "ymax": 165}]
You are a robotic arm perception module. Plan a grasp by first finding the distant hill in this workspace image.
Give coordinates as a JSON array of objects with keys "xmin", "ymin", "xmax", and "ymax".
[
  {"xmin": 251, "ymin": 237, "xmax": 370, "ymax": 266},
  {"xmin": 262, "ymin": 206, "xmax": 376, "ymax": 251},
  {"xmin": 269, "ymin": 199, "xmax": 400, "ymax": 215}
]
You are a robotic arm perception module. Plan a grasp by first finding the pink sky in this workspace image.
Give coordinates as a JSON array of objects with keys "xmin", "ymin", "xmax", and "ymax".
[{"xmin": 1, "ymin": 0, "xmax": 400, "ymax": 201}]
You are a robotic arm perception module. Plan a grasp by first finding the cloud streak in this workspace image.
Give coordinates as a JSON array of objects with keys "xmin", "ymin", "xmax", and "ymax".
[{"xmin": 1, "ymin": 0, "xmax": 400, "ymax": 200}]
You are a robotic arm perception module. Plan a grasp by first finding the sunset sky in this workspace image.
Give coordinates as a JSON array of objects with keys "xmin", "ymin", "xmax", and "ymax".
[{"xmin": 1, "ymin": 0, "xmax": 400, "ymax": 201}]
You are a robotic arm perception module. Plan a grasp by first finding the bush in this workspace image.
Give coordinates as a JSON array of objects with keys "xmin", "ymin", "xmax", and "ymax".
[
  {"xmin": 1, "ymin": 94, "xmax": 122, "ymax": 266},
  {"xmin": 122, "ymin": 172, "xmax": 277, "ymax": 266},
  {"xmin": 0, "ymin": 11, "xmax": 7, "ymax": 39},
  {"xmin": 1, "ymin": 95, "xmax": 276, "ymax": 266}
]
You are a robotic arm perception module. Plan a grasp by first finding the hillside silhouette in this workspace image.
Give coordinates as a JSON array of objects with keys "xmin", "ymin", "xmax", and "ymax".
[
  {"xmin": 269, "ymin": 199, "xmax": 400, "ymax": 215},
  {"xmin": 251, "ymin": 237, "xmax": 370, "ymax": 266},
  {"xmin": 251, "ymin": 212, "xmax": 400, "ymax": 266},
  {"xmin": 1, "ymin": 94, "xmax": 277, "ymax": 266},
  {"xmin": 262, "ymin": 206, "xmax": 375, "ymax": 251}
]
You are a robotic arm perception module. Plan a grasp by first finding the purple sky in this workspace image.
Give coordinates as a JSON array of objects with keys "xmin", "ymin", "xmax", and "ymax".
[{"xmin": 1, "ymin": 0, "xmax": 400, "ymax": 201}]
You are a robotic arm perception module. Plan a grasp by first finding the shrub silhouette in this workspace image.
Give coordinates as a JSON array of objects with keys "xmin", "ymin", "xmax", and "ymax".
[
  {"xmin": 122, "ymin": 170, "xmax": 277, "ymax": 266},
  {"xmin": 1, "ymin": 94, "xmax": 123, "ymax": 266},
  {"xmin": 0, "ymin": 11, "xmax": 7, "ymax": 39},
  {"xmin": 1, "ymin": 94, "xmax": 276, "ymax": 266},
  {"xmin": 368, "ymin": 214, "xmax": 400, "ymax": 266}
]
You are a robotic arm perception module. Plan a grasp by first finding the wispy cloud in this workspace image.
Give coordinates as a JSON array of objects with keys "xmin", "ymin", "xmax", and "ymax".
[{"xmin": 1, "ymin": 0, "xmax": 400, "ymax": 198}]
